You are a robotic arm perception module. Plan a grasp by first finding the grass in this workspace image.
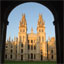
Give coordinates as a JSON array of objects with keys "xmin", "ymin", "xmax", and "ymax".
[{"xmin": 4, "ymin": 61, "xmax": 56, "ymax": 64}]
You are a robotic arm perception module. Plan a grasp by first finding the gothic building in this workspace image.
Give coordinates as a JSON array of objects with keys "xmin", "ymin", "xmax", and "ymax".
[{"xmin": 5, "ymin": 14, "xmax": 56, "ymax": 61}]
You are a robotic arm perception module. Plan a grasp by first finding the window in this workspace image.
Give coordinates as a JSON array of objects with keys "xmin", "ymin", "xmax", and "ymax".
[
  {"xmin": 31, "ymin": 45, "xmax": 33, "ymax": 50},
  {"xmin": 21, "ymin": 49, "xmax": 23, "ymax": 53},
  {"xmin": 28, "ymin": 45, "xmax": 30, "ymax": 50},
  {"xmin": 21, "ymin": 43, "xmax": 23, "ymax": 47},
  {"xmin": 34, "ymin": 45, "xmax": 36, "ymax": 50},
  {"xmin": 11, "ymin": 49, "xmax": 13, "ymax": 53},
  {"xmin": 31, "ymin": 40, "xmax": 33, "ymax": 43}
]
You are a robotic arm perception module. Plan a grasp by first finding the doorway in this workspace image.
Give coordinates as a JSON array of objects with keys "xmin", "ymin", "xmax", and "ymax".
[
  {"xmin": 41, "ymin": 55, "xmax": 43, "ymax": 61},
  {"xmin": 21, "ymin": 55, "xmax": 23, "ymax": 60}
]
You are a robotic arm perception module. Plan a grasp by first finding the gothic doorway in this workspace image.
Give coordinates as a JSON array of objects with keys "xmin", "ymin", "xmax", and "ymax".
[
  {"xmin": 41, "ymin": 55, "xmax": 43, "ymax": 61},
  {"xmin": 31, "ymin": 53, "xmax": 33, "ymax": 60},
  {"xmin": 21, "ymin": 55, "xmax": 23, "ymax": 60}
]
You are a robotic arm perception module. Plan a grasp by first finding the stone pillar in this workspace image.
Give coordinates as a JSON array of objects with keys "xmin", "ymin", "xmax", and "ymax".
[
  {"xmin": 1, "ymin": 20, "xmax": 8, "ymax": 64},
  {"xmin": 54, "ymin": 19, "xmax": 63, "ymax": 63}
]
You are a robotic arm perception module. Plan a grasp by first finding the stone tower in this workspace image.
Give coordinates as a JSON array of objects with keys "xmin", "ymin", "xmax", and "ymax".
[
  {"xmin": 17, "ymin": 14, "xmax": 28, "ymax": 61},
  {"xmin": 37, "ymin": 14, "xmax": 47, "ymax": 61}
]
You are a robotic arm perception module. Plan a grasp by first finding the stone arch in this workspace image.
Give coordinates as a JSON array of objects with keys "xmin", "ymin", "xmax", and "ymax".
[{"xmin": 1, "ymin": 1, "xmax": 63, "ymax": 64}]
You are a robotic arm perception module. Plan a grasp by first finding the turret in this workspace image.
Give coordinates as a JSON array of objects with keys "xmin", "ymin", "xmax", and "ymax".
[
  {"xmin": 37, "ymin": 14, "xmax": 46, "ymax": 43},
  {"xmin": 18, "ymin": 14, "xmax": 27, "ymax": 43},
  {"xmin": 17, "ymin": 14, "xmax": 28, "ymax": 60},
  {"xmin": 37, "ymin": 14, "xmax": 47, "ymax": 61}
]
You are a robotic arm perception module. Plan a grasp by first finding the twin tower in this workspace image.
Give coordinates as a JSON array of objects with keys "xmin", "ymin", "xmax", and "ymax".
[{"xmin": 17, "ymin": 14, "xmax": 47, "ymax": 61}]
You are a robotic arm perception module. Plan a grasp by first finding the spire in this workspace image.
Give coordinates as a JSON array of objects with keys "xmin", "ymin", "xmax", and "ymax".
[
  {"xmin": 39, "ymin": 14, "xmax": 42, "ymax": 20},
  {"xmin": 37, "ymin": 14, "xmax": 45, "ymax": 28},
  {"xmin": 19, "ymin": 14, "xmax": 27, "ymax": 27},
  {"xmin": 31, "ymin": 27, "xmax": 33, "ymax": 33}
]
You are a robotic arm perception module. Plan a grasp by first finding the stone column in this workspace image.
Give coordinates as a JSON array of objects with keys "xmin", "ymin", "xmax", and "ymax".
[{"xmin": 0, "ymin": 20, "xmax": 8, "ymax": 64}]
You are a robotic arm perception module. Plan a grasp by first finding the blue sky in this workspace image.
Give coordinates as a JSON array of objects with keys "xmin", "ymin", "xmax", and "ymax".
[{"xmin": 7, "ymin": 2, "xmax": 55, "ymax": 41}]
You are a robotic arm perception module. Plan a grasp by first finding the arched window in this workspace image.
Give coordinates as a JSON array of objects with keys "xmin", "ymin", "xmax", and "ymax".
[
  {"xmin": 21, "ymin": 43, "xmax": 23, "ymax": 47},
  {"xmin": 31, "ymin": 45, "xmax": 33, "ymax": 50},
  {"xmin": 28, "ymin": 45, "xmax": 30, "ymax": 50},
  {"xmin": 34, "ymin": 45, "xmax": 36, "ymax": 50},
  {"xmin": 31, "ymin": 40, "xmax": 33, "ymax": 43},
  {"xmin": 11, "ymin": 49, "xmax": 13, "ymax": 53}
]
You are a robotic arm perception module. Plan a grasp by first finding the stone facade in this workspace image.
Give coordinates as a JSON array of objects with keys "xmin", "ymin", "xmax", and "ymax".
[{"xmin": 5, "ymin": 14, "xmax": 56, "ymax": 61}]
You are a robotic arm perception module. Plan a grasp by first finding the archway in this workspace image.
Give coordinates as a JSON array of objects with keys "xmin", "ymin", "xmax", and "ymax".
[
  {"xmin": 5, "ymin": 2, "xmax": 56, "ymax": 62},
  {"xmin": 0, "ymin": 1, "xmax": 63, "ymax": 64}
]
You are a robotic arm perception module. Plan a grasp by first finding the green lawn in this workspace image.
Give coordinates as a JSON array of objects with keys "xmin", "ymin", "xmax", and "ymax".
[{"xmin": 4, "ymin": 61, "xmax": 56, "ymax": 64}]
